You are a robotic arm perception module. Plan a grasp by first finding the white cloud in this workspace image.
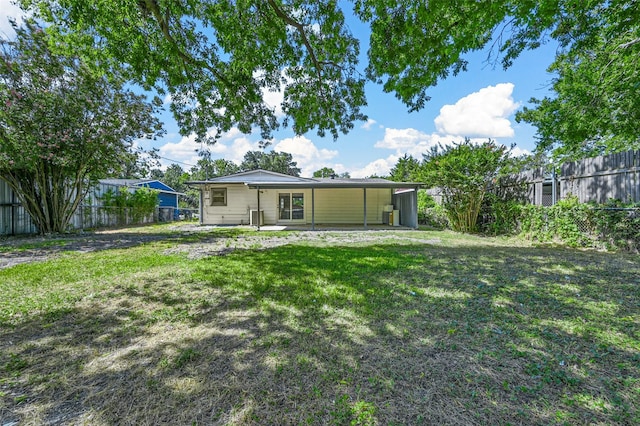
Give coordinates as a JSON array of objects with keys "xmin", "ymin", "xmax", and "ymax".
[
  {"xmin": 157, "ymin": 127, "xmax": 261, "ymax": 170},
  {"xmin": 225, "ymin": 137, "xmax": 262, "ymax": 164},
  {"xmin": 350, "ymin": 155, "xmax": 399, "ymax": 179},
  {"xmin": 509, "ymin": 145, "xmax": 532, "ymax": 158},
  {"xmin": 373, "ymin": 128, "xmax": 469, "ymax": 158},
  {"xmin": 273, "ymin": 135, "xmax": 338, "ymax": 177},
  {"xmin": 254, "ymin": 69, "xmax": 288, "ymax": 119},
  {"xmin": 0, "ymin": 0, "xmax": 26, "ymax": 36},
  {"xmin": 262, "ymin": 88, "xmax": 285, "ymax": 118},
  {"xmin": 361, "ymin": 118, "xmax": 377, "ymax": 130},
  {"xmin": 434, "ymin": 83, "xmax": 519, "ymax": 138},
  {"xmin": 157, "ymin": 134, "xmax": 201, "ymax": 171}
]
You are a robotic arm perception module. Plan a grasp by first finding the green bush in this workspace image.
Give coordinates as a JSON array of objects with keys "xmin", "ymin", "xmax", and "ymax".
[
  {"xmin": 419, "ymin": 140, "xmax": 510, "ymax": 232},
  {"xmin": 519, "ymin": 196, "xmax": 640, "ymax": 251},
  {"xmin": 420, "ymin": 204, "xmax": 449, "ymax": 229},
  {"xmin": 589, "ymin": 199, "xmax": 640, "ymax": 251},
  {"xmin": 100, "ymin": 187, "xmax": 158, "ymax": 224},
  {"xmin": 480, "ymin": 195, "xmax": 524, "ymax": 235}
]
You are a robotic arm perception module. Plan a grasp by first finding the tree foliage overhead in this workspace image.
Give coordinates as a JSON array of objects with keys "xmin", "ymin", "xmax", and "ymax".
[
  {"xmin": 18, "ymin": 1, "xmax": 638, "ymax": 154},
  {"xmin": 0, "ymin": 21, "xmax": 163, "ymax": 234},
  {"xmin": 516, "ymin": 6, "xmax": 640, "ymax": 160},
  {"xmin": 20, "ymin": 0, "xmax": 366, "ymax": 142}
]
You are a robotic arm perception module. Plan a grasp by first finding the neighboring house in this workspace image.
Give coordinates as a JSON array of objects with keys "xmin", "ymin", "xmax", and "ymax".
[
  {"xmin": 187, "ymin": 170, "xmax": 421, "ymax": 229},
  {"xmin": 88, "ymin": 179, "xmax": 184, "ymax": 222},
  {"xmin": 98, "ymin": 179, "xmax": 182, "ymax": 210}
]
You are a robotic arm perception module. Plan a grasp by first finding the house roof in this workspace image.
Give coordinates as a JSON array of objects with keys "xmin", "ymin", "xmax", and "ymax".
[
  {"xmin": 98, "ymin": 179, "xmax": 184, "ymax": 195},
  {"xmin": 186, "ymin": 169, "xmax": 421, "ymax": 189}
]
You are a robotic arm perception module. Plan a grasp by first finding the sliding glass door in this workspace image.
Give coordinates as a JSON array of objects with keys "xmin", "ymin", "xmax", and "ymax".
[{"xmin": 278, "ymin": 193, "xmax": 304, "ymax": 221}]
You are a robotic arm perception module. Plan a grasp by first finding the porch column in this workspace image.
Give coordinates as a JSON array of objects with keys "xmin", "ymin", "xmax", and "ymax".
[
  {"xmin": 256, "ymin": 186, "xmax": 261, "ymax": 231},
  {"xmin": 311, "ymin": 188, "xmax": 315, "ymax": 231},
  {"xmin": 199, "ymin": 187, "xmax": 204, "ymax": 225},
  {"xmin": 363, "ymin": 187, "xmax": 367, "ymax": 230}
]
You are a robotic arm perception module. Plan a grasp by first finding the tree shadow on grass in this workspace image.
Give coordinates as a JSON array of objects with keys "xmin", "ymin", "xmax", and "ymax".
[{"xmin": 1, "ymin": 242, "xmax": 638, "ymax": 424}]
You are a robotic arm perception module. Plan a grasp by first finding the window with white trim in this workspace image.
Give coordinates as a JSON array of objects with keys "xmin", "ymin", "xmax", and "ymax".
[{"xmin": 210, "ymin": 188, "xmax": 227, "ymax": 206}]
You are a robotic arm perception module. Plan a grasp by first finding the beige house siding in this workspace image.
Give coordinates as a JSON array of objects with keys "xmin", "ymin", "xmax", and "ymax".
[
  {"xmin": 311, "ymin": 188, "xmax": 391, "ymax": 224},
  {"xmin": 201, "ymin": 184, "xmax": 393, "ymax": 225},
  {"xmin": 202, "ymin": 184, "xmax": 273, "ymax": 225}
]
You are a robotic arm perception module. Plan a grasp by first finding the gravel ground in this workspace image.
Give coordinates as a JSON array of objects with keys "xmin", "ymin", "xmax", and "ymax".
[{"xmin": 0, "ymin": 224, "xmax": 439, "ymax": 269}]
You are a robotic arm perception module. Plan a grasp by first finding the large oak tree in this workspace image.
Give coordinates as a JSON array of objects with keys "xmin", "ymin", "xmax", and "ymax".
[
  {"xmin": 17, "ymin": 1, "xmax": 639, "ymax": 156},
  {"xmin": 0, "ymin": 22, "xmax": 163, "ymax": 233}
]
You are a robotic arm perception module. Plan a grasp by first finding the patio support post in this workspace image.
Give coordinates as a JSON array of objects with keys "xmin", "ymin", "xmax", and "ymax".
[
  {"xmin": 363, "ymin": 187, "xmax": 367, "ymax": 230},
  {"xmin": 311, "ymin": 188, "xmax": 315, "ymax": 231},
  {"xmin": 199, "ymin": 188, "xmax": 204, "ymax": 225},
  {"xmin": 257, "ymin": 186, "xmax": 261, "ymax": 231}
]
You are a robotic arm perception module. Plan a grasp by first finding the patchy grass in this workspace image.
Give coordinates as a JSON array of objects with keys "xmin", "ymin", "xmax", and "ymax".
[{"xmin": 0, "ymin": 228, "xmax": 638, "ymax": 425}]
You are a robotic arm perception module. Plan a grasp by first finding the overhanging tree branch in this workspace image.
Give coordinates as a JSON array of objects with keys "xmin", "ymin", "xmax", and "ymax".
[{"xmin": 139, "ymin": 0, "xmax": 232, "ymax": 88}]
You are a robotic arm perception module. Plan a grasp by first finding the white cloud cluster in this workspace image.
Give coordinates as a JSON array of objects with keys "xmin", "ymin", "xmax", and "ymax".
[
  {"xmin": 273, "ymin": 135, "xmax": 338, "ymax": 177},
  {"xmin": 434, "ymin": 83, "xmax": 519, "ymax": 138},
  {"xmin": 157, "ymin": 128, "xmax": 261, "ymax": 171},
  {"xmin": 350, "ymin": 155, "xmax": 399, "ymax": 179},
  {"xmin": 361, "ymin": 118, "xmax": 377, "ymax": 130},
  {"xmin": 154, "ymin": 82, "xmax": 529, "ymax": 178}
]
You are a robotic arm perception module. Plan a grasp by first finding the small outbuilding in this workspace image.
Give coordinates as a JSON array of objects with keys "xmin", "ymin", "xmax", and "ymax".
[{"xmin": 187, "ymin": 170, "xmax": 421, "ymax": 229}]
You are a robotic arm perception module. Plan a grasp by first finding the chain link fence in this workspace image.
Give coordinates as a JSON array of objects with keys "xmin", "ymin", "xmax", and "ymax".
[{"xmin": 519, "ymin": 206, "xmax": 640, "ymax": 252}]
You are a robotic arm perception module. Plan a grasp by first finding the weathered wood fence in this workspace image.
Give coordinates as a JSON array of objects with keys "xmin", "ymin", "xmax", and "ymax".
[
  {"xmin": 521, "ymin": 150, "xmax": 640, "ymax": 205},
  {"xmin": 0, "ymin": 179, "xmax": 176, "ymax": 235}
]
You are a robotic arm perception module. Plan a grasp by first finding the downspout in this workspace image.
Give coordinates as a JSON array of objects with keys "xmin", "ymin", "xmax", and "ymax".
[{"xmin": 11, "ymin": 189, "xmax": 15, "ymax": 236}]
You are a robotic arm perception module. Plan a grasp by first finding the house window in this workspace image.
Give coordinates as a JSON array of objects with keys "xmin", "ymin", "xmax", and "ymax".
[{"xmin": 210, "ymin": 188, "xmax": 227, "ymax": 206}]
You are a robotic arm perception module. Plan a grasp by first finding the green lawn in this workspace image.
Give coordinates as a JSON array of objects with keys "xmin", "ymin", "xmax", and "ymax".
[{"xmin": 1, "ymin": 227, "xmax": 638, "ymax": 425}]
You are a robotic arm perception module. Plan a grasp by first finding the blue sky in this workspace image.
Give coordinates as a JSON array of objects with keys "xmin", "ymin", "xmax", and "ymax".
[{"xmin": 1, "ymin": 3, "xmax": 558, "ymax": 178}]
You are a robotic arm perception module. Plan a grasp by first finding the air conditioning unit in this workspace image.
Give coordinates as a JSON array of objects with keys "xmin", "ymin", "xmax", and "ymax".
[{"xmin": 250, "ymin": 209, "xmax": 264, "ymax": 226}]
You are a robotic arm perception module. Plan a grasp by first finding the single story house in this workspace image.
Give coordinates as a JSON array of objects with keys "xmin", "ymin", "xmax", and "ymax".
[
  {"xmin": 98, "ymin": 179, "xmax": 182, "ymax": 210},
  {"xmin": 187, "ymin": 170, "xmax": 421, "ymax": 229}
]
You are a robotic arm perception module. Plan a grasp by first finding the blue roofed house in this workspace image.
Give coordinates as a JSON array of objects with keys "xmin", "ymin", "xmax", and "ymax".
[{"xmin": 98, "ymin": 179, "xmax": 183, "ymax": 220}]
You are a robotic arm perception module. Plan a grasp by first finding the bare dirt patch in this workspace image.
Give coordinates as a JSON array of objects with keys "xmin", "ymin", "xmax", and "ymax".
[{"xmin": 0, "ymin": 224, "xmax": 440, "ymax": 269}]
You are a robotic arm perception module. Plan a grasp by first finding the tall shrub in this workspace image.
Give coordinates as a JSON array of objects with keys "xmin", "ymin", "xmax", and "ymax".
[
  {"xmin": 419, "ymin": 140, "xmax": 510, "ymax": 232},
  {"xmin": 100, "ymin": 187, "xmax": 158, "ymax": 224},
  {"xmin": 0, "ymin": 22, "xmax": 163, "ymax": 234}
]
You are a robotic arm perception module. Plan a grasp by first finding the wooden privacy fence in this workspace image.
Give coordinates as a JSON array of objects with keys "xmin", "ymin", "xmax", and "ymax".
[
  {"xmin": 560, "ymin": 150, "xmax": 640, "ymax": 204},
  {"xmin": 519, "ymin": 150, "xmax": 640, "ymax": 205}
]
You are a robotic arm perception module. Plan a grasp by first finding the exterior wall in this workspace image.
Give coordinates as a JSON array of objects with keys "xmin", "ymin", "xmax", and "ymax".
[
  {"xmin": 393, "ymin": 190, "xmax": 418, "ymax": 228},
  {"xmin": 157, "ymin": 192, "xmax": 178, "ymax": 208},
  {"xmin": 202, "ymin": 184, "xmax": 265, "ymax": 225},
  {"xmin": 311, "ymin": 188, "xmax": 391, "ymax": 224},
  {"xmin": 201, "ymin": 184, "xmax": 393, "ymax": 225}
]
